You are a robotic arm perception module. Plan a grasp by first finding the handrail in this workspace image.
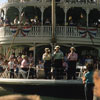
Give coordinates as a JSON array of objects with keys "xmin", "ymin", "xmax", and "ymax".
[{"xmin": 0, "ymin": 25, "xmax": 99, "ymax": 38}]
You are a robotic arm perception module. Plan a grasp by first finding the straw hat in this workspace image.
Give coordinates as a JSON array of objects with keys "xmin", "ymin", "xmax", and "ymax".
[
  {"xmin": 70, "ymin": 47, "xmax": 76, "ymax": 51},
  {"xmin": 45, "ymin": 48, "xmax": 50, "ymax": 52},
  {"xmin": 31, "ymin": 19, "xmax": 34, "ymax": 22},
  {"xmin": 55, "ymin": 45, "xmax": 60, "ymax": 49},
  {"xmin": 22, "ymin": 55, "xmax": 27, "ymax": 59}
]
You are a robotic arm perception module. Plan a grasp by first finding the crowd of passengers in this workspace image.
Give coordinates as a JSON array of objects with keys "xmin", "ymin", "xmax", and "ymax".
[
  {"xmin": 0, "ymin": 46, "xmax": 100, "ymax": 79},
  {"xmin": 0, "ymin": 14, "xmax": 51, "ymax": 27},
  {"xmin": 0, "ymin": 12, "xmax": 100, "ymax": 27}
]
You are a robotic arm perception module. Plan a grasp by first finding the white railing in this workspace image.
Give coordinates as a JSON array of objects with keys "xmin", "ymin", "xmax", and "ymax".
[
  {"xmin": 8, "ymin": 0, "xmax": 41, "ymax": 3},
  {"xmin": 0, "ymin": 26, "xmax": 99, "ymax": 39},
  {"xmin": 55, "ymin": 26, "xmax": 79, "ymax": 37}
]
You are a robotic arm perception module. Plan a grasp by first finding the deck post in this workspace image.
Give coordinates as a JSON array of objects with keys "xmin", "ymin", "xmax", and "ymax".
[
  {"xmin": 51, "ymin": 0, "xmax": 56, "ymax": 49},
  {"xmin": 86, "ymin": 9, "xmax": 89, "ymax": 27},
  {"xmin": 33, "ymin": 43, "xmax": 36, "ymax": 66}
]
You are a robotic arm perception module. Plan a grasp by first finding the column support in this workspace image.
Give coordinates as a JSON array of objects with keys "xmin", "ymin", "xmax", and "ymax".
[
  {"xmin": 50, "ymin": 43, "xmax": 56, "ymax": 54},
  {"xmin": 40, "ymin": 7, "xmax": 44, "ymax": 35},
  {"xmin": 64, "ymin": 8, "xmax": 67, "ymax": 35},
  {"xmin": 41, "ymin": 7, "xmax": 44, "ymax": 26},
  {"xmin": 19, "ymin": 7, "xmax": 23, "ymax": 22},
  {"xmin": 86, "ymin": 9, "xmax": 89, "ymax": 27},
  {"xmin": 34, "ymin": 43, "xmax": 36, "ymax": 65},
  {"xmin": 3, "ymin": 7, "xmax": 7, "ymax": 20}
]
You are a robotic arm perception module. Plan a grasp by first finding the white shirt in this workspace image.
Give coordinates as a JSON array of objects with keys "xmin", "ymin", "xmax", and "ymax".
[
  {"xmin": 20, "ymin": 59, "xmax": 29, "ymax": 68},
  {"xmin": 8, "ymin": 61, "xmax": 14, "ymax": 69}
]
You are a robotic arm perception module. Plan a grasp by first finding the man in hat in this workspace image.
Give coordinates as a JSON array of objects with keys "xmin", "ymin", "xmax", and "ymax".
[
  {"xmin": 52, "ymin": 45, "xmax": 64, "ymax": 79},
  {"xmin": 67, "ymin": 47, "xmax": 78, "ymax": 79},
  {"xmin": 42, "ymin": 48, "xmax": 51, "ymax": 79}
]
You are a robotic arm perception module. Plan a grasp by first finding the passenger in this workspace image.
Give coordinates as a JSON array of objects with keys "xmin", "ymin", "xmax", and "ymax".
[
  {"xmin": 36, "ymin": 60, "xmax": 44, "ymax": 69},
  {"xmin": 93, "ymin": 70, "xmax": 100, "ymax": 100},
  {"xmin": 8, "ymin": 57, "xmax": 15, "ymax": 78},
  {"xmin": 0, "ymin": 18, "xmax": 3, "ymax": 27},
  {"xmin": 29, "ymin": 60, "xmax": 35, "ymax": 78},
  {"xmin": 20, "ymin": 55, "xmax": 29, "ymax": 71},
  {"xmin": 63, "ymin": 53, "xmax": 69, "ymax": 78},
  {"xmin": 63, "ymin": 53, "xmax": 69, "ymax": 70},
  {"xmin": 20, "ymin": 55, "xmax": 29, "ymax": 78},
  {"xmin": 1, "ymin": 60, "xmax": 8, "ymax": 70},
  {"xmin": 0, "ymin": 54, "xmax": 3, "ymax": 65},
  {"xmin": 24, "ymin": 18, "xmax": 30, "ymax": 26},
  {"xmin": 28, "ymin": 53, "xmax": 34, "ymax": 64},
  {"xmin": 4, "ymin": 17, "xmax": 10, "ymax": 26},
  {"xmin": 0, "ymin": 60, "xmax": 8, "ymax": 74},
  {"xmin": 85, "ymin": 55, "xmax": 93, "ymax": 64},
  {"xmin": 67, "ymin": 47, "xmax": 78, "ymax": 79},
  {"xmin": 42, "ymin": 48, "xmax": 51, "ymax": 79},
  {"xmin": 52, "ymin": 45, "xmax": 64, "ymax": 79},
  {"xmin": 30, "ymin": 19, "xmax": 34, "ymax": 25},
  {"xmin": 17, "ymin": 53, "xmax": 23, "ymax": 65},
  {"xmin": 44, "ymin": 18, "xmax": 50, "ymax": 25},
  {"xmin": 36, "ymin": 60, "xmax": 44, "ymax": 79},
  {"xmin": 82, "ymin": 63, "xmax": 94, "ymax": 100},
  {"xmin": 10, "ymin": 53, "xmax": 16, "ymax": 59},
  {"xmin": 13, "ymin": 58, "xmax": 19, "ymax": 77}
]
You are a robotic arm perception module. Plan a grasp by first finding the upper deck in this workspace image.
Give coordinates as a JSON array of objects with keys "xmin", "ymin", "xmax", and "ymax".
[{"xmin": 0, "ymin": 0, "xmax": 100, "ymax": 46}]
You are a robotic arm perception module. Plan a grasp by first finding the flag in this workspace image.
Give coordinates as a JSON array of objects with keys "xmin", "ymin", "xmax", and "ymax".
[
  {"xmin": 10, "ymin": 26, "xmax": 17, "ymax": 34},
  {"xmin": 78, "ymin": 27, "xmax": 97, "ymax": 38},
  {"xmin": 88, "ymin": 28, "xmax": 97, "ymax": 38},
  {"xmin": 77, "ymin": 27, "xmax": 87, "ymax": 37},
  {"xmin": 22, "ymin": 26, "xmax": 32, "ymax": 34},
  {"xmin": 10, "ymin": 25, "xmax": 32, "ymax": 36}
]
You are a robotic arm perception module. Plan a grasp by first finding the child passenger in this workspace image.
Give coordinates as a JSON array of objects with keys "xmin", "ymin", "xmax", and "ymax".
[
  {"xmin": 8, "ymin": 57, "xmax": 15, "ymax": 78},
  {"xmin": 82, "ymin": 63, "xmax": 94, "ymax": 100}
]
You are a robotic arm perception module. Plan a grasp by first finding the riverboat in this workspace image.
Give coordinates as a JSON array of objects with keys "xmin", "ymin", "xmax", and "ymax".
[
  {"xmin": 0, "ymin": 1, "xmax": 99, "ymax": 99},
  {"xmin": 0, "ymin": 0, "xmax": 100, "ymax": 62}
]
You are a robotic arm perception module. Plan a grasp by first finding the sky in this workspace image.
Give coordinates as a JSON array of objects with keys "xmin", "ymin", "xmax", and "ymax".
[{"xmin": 0, "ymin": 0, "xmax": 7, "ymax": 4}]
